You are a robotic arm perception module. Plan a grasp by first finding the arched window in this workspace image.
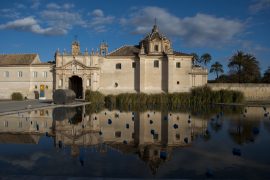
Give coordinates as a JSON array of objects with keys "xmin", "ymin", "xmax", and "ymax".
[
  {"xmin": 165, "ymin": 45, "xmax": 168, "ymax": 51},
  {"xmin": 154, "ymin": 60, "xmax": 159, "ymax": 68},
  {"xmin": 116, "ymin": 63, "xmax": 122, "ymax": 69},
  {"xmin": 154, "ymin": 45, "xmax": 159, "ymax": 52}
]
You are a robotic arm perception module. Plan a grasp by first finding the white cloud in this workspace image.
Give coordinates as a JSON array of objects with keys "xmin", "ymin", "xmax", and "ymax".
[
  {"xmin": 46, "ymin": 3, "xmax": 74, "ymax": 10},
  {"xmin": 0, "ymin": 8, "xmax": 21, "ymax": 19},
  {"xmin": 63, "ymin": 3, "xmax": 74, "ymax": 10},
  {"xmin": 249, "ymin": 0, "xmax": 270, "ymax": 13},
  {"xmin": 0, "ymin": 152, "xmax": 50, "ymax": 169},
  {"xmin": 46, "ymin": 3, "xmax": 61, "ymax": 9},
  {"xmin": 88, "ymin": 9, "xmax": 114, "ymax": 32},
  {"xmin": 0, "ymin": 1, "xmax": 81, "ymax": 36},
  {"xmin": 0, "ymin": 16, "xmax": 67, "ymax": 35},
  {"xmin": 91, "ymin": 9, "xmax": 104, "ymax": 17},
  {"xmin": 40, "ymin": 10, "xmax": 85, "ymax": 31},
  {"xmin": 120, "ymin": 7, "xmax": 245, "ymax": 47}
]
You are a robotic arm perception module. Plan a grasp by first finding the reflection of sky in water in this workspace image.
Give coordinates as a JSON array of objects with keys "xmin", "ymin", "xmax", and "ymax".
[{"xmin": 0, "ymin": 105, "xmax": 269, "ymax": 178}]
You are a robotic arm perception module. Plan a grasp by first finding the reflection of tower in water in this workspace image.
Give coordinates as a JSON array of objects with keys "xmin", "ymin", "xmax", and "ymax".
[{"xmin": 51, "ymin": 107, "xmax": 208, "ymax": 173}]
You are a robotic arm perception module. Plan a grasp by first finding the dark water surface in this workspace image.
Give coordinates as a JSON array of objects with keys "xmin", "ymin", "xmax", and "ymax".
[{"xmin": 0, "ymin": 105, "xmax": 270, "ymax": 178}]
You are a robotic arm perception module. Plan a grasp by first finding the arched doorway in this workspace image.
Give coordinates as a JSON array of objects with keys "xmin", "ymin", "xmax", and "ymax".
[{"xmin": 69, "ymin": 76, "xmax": 83, "ymax": 99}]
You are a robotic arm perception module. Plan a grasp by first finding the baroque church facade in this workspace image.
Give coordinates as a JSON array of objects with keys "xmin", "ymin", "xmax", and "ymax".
[
  {"xmin": 0, "ymin": 24, "xmax": 207, "ymax": 100},
  {"xmin": 55, "ymin": 24, "xmax": 207, "ymax": 99}
]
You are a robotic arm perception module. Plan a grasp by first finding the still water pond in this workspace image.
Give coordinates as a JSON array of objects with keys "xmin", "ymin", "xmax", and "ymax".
[{"xmin": 0, "ymin": 105, "xmax": 270, "ymax": 178}]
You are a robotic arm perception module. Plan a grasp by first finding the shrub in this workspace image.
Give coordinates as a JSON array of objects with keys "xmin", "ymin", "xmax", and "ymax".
[
  {"xmin": 190, "ymin": 86, "xmax": 212, "ymax": 105},
  {"xmin": 85, "ymin": 90, "xmax": 104, "ymax": 104},
  {"xmin": 11, "ymin": 92, "xmax": 23, "ymax": 101},
  {"xmin": 232, "ymin": 91, "xmax": 245, "ymax": 103},
  {"xmin": 105, "ymin": 95, "xmax": 117, "ymax": 106},
  {"xmin": 85, "ymin": 87, "xmax": 244, "ymax": 111}
]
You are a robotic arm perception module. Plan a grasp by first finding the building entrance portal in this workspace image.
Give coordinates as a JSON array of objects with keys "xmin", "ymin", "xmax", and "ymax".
[{"xmin": 69, "ymin": 76, "xmax": 83, "ymax": 99}]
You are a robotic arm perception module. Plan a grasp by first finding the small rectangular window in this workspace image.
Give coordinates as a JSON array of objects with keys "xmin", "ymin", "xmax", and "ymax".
[
  {"xmin": 116, "ymin": 63, "xmax": 122, "ymax": 69},
  {"xmin": 33, "ymin": 71, "xmax": 38, "ymax": 78},
  {"xmin": 43, "ymin": 71, "xmax": 47, "ymax": 78},
  {"xmin": 176, "ymin": 62, "xmax": 181, "ymax": 68},
  {"xmin": 19, "ymin": 121, "xmax": 22, "ymax": 128},
  {"xmin": 18, "ymin": 71, "xmax": 23, "ymax": 77},
  {"xmin": 176, "ymin": 133, "xmax": 180, "ymax": 140},
  {"xmin": 4, "ymin": 71, "xmax": 9, "ymax": 78},
  {"xmin": 153, "ymin": 133, "xmax": 159, "ymax": 140},
  {"xmin": 59, "ymin": 79, "xmax": 62, "ymax": 87},
  {"xmin": 115, "ymin": 131, "xmax": 121, "ymax": 138},
  {"xmin": 154, "ymin": 60, "xmax": 159, "ymax": 68},
  {"xmin": 132, "ymin": 62, "xmax": 136, "ymax": 68},
  {"xmin": 4, "ymin": 121, "xmax": 8, "ymax": 127}
]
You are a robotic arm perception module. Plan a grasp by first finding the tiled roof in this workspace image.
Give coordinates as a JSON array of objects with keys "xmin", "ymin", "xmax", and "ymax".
[
  {"xmin": 107, "ymin": 45, "xmax": 140, "ymax": 56},
  {"xmin": 107, "ymin": 46, "xmax": 191, "ymax": 57},
  {"xmin": 173, "ymin": 51, "xmax": 192, "ymax": 56},
  {"xmin": 0, "ymin": 54, "xmax": 38, "ymax": 65}
]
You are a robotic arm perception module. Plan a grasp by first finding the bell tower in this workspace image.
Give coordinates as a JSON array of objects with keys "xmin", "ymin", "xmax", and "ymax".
[
  {"xmin": 72, "ymin": 41, "xmax": 80, "ymax": 56},
  {"xmin": 72, "ymin": 36, "xmax": 80, "ymax": 56},
  {"xmin": 99, "ymin": 41, "xmax": 108, "ymax": 56}
]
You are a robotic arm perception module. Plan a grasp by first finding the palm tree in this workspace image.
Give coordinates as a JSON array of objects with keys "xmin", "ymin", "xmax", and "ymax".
[
  {"xmin": 228, "ymin": 51, "xmax": 245, "ymax": 83},
  {"xmin": 228, "ymin": 51, "xmax": 260, "ymax": 83},
  {"xmin": 200, "ymin": 53, "xmax": 212, "ymax": 67},
  {"xmin": 190, "ymin": 53, "xmax": 199, "ymax": 66},
  {"xmin": 210, "ymin": 61, "xmax": 224, "ymax": 79}
]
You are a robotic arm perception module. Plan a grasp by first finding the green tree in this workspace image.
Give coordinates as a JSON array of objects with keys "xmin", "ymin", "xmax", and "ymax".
[
  {"xmin": 210, "ymin": 61, "xmax": 224, "ymax": 79},
  {"xmin": 262, "ymin": 67, "xmax": 270, "ymax": 83},
  {"xmin": 242, "ymin": 53, "xmax": 261, "ymax": 82},
  {"xmin": 200, "ymin": 53, "xmax": 212, "ymax": 66},
  {"xmin": 228, "ymin": 51, "xmax": 260, "ymax": 83},
  {"xmin": 191, "ymin": 53, "xmax": 199, "ymax": 65},
  {"xmin": 228, "ymin": 51, "xmax": 245, "ymax": 83}
]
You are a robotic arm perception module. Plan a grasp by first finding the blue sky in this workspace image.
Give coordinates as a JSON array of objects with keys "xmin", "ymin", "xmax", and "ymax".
[{"xmin": 0, "ymin": 0, "xmax": 270, "ymax": 79}]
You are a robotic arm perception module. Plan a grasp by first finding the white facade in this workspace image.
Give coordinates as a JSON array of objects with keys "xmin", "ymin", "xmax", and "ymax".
[
  {"xmin": 55, "ymin": 24, "xmax": 208, "ymax": 98},
  {"xmin": 0, "ymin": 54, "xmax": 54, "ymax": 99}
]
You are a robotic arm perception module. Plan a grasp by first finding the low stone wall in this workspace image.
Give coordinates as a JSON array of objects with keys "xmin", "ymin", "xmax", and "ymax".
[{"xmin": 208, "ymin": 83, "xmax": 270, "ymax": 101}]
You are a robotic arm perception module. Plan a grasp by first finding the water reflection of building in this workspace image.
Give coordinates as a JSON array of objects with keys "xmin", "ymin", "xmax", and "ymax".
[
  {"xmin": 52, "ymin": 106, "xmax": 101, "ymax": 156},
  {"xmin": 91, "ymin": 110, "xmax": 208, "ymax": 174},
  {"xmin": 92, "ymin": 110, "xmax": 208, "ymax": 146},
  {"xmin": 0, "ymin": 109, "xmax": 53, "ymax": 144},
  {"xmin": 0, "ymin": 106, "xmax": 208, "ymax": 173}
]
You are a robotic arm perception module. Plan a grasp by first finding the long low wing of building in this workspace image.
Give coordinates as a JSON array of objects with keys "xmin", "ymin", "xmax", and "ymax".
[{"xmin": 0, "ymin": 54, "xmax": 54, "ymax": 99}]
